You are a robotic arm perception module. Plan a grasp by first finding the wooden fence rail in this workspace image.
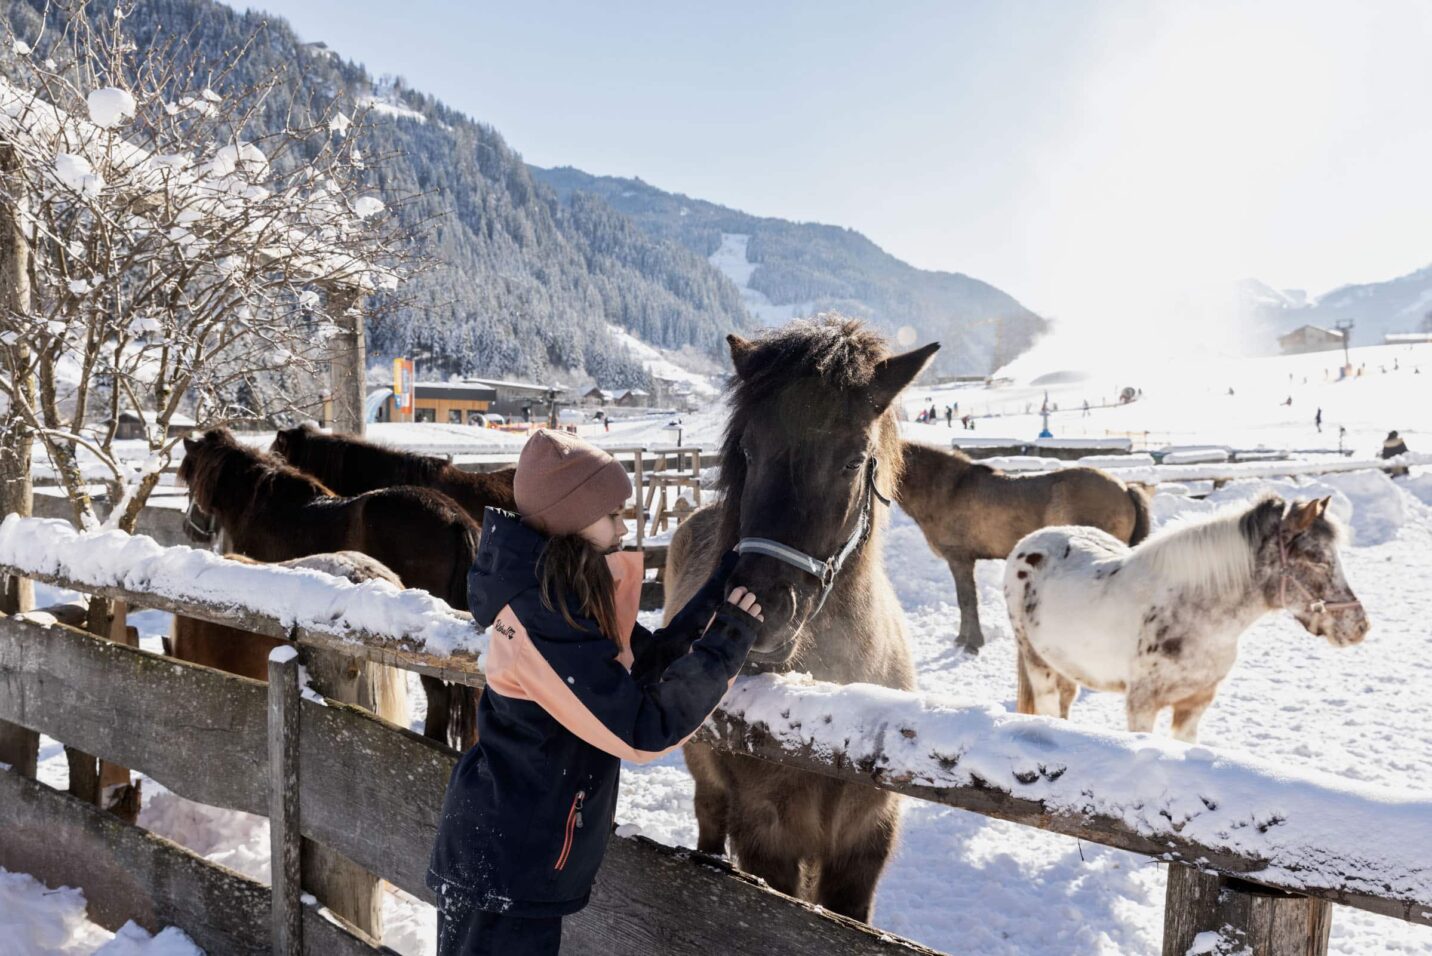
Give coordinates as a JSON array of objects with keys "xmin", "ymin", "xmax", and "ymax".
[
  {"xmin": 4, "ymin": 513, "xmax": 1432, "ymax": 953},
  {"xmin": 0, "ymin": 612, "xmax": 935, "ymax": 955}
]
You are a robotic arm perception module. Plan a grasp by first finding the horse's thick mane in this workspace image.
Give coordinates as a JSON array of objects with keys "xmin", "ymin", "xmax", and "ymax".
[
  {"xmin": 1125, "ymin": 493, "xmax": 1346, "ymax": 596},
  {"xmin": 277, "ymin": 425, "xmax": 447, "ymax": 486},
  {"xmin": 718, "ymin": 316, "xmax": 905, "ymax": 538},
  {"xmin": 1126, "ymin": 496, "xmax": 1269, "ymax": 596},
  {"xmin": 184, "ymin": 429, "xmax": 334, "ymax": 515}
]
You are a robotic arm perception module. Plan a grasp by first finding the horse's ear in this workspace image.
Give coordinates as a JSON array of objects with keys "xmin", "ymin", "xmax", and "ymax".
[
  {"xmin": 727, "ymin": 334, "xmax": 755, "ymax": 379},
  {"xmin": 182, "ymin": 436, "xmax": 198, "ymax": 454},
  {"xmin": 1282, "ymin": 499, "xmax": 1319, "ymax": 535},
  {"xmin": 868, "ymin": 342, "xmax": 941, "ymax": 413},
  {"xmin": 1314, "ymin": 495, "xmax": 1332, "ymax": 517}
]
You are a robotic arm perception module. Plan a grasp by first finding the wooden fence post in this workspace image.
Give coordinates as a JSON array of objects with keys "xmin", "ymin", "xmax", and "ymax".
[
  {"xmin": 633, "ymin": 448, "xmax": 646, "ymax": 548},
  {"xmin": 1163, "ymin": 864, "xmax": 1332, "ymax": 956},
  {"xmin": 268, "ymin": 646, "xmax": 303, "ymax": 956}
]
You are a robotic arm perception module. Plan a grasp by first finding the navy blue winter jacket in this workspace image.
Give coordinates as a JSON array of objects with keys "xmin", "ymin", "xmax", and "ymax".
[{"xmin": 427, "ymin": 509, "xmax": 757, "ymax": 917}]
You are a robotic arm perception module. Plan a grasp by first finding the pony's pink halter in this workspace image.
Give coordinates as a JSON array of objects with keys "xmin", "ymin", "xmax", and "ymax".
[{"xmin": 1277, "ymin": 533, "xmax": 1362, "ymax": 615}]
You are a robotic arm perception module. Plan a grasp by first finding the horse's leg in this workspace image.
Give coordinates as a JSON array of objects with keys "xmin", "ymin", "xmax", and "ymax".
[
  {"xmin": 1056, "ymin": 675, "xmax": 1078, "ymax": 719},
  {"xmin": 814, "ymin": 790, "xmax": 900, "ymax": 923},
  {"xmin": 1020, "ymin": 647, "xmax": 1064, "ymax": 717},
  {"xmin": 421, "ymin": 675, "xmax": 453, "ymax": 744},
  {"xmin": 1124, "ymin": 685, "xmax": 1160, "ymax": 734},
  {"xmin": 1170, "ymin": 687, "xmax": 1217, "ymax": 743},
  {"xmin": 728, "ymin": 811, "xmax": 803, "ymax": 899},
  {"xmin": 684, "ymin": 743, "xmax": 730, "ymax": 856},
  {"xmin": 946, "ymin": 555, "xmax": 984, "ymax": 651}
]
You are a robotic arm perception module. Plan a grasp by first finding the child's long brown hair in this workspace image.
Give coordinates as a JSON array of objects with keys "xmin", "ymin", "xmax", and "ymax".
[{"xmin": 538, "ymin": 534, "xmax": 621, "ymax": 645}]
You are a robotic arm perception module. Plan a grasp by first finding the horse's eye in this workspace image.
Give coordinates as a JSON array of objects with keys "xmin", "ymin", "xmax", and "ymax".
[
  {"xmin": 742, "ymin": 446, "xmax": 753, "ymax": 462},
  {"xmin": 845, "ymin": 455, "xmax": 866, "ymax": 472}
]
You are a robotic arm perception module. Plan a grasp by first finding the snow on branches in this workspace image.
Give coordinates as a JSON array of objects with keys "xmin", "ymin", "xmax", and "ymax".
[{"xmin": 0, "ymin": 8, "xmax": 415, "ymax": 533}]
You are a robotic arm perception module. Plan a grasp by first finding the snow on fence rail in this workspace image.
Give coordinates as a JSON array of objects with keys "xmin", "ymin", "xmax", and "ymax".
[
  {"xmin": 3, "ymin": 515, "xmax": 1431, "ymax": 951},
  {"xmin": 1100, "ymin": 451, "xmax": 1432, "ymax": 486}
]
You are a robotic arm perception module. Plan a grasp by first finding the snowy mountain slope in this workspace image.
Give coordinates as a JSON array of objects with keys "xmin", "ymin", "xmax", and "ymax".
[
  {"xmin": 1242, "ymin": 263, "xmax": 1432, "ymax": 345},
  {"xmin": 531, "ymin": 165, "xmax": 1049, "ymax": 375}
]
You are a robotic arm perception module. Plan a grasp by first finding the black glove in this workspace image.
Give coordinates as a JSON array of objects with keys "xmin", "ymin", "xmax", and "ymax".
[{"xmin": 664, "ymin": 547, "xmax": 740, "ymax": 638}]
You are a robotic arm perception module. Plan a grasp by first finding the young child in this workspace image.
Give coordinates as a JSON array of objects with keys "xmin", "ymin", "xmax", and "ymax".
[{"xmin": 427, "ymin": 430, "xmax": 763, "ymax": 955}]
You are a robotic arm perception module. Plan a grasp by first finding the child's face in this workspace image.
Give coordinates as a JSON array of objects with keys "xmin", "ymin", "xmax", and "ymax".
[{"xmin": 578, "ymin": 511, "xmax": 627, "ymax": 554}]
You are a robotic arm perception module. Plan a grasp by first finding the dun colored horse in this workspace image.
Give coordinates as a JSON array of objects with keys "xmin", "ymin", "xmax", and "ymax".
[
  {"xmin": 1006, "ymin": 495, "xmax": 1368, "ymax": 742},
  {"xmin": 270, "ymin": 422, "xmax": 516, "ymax": 520},
  {"xmin": 177, "ymin": 428, "xmax": 480, "ymax": 748},
  {"xmin": 666, "ymin": 317, "xmax": 937, "ymax": 922},
  {"xmin": 169, "ymin": 551, "xmax": 408, "ymax": 937},
  {"xmin": 268, "ymin": 423, "xmax": 516, "ymax": 741},
  {"xmin": 897, "ymin": 441, "xmax": 1151, "ymax": 651}
]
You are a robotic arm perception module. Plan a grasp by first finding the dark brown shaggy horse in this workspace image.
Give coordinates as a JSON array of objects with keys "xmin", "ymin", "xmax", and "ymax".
[
  {"xmin": 270, "ymin": 422, "xmax": 516, "ymax": 520},
  {"xmin": 267, "ymin": 423, "xmax": 515, "ymax": 754},
  {"xmin": 897, "ymin": 441, "xmax": 1151, "ymax": 651},
  {"xmin": 665, "ymin": 317, "xmax": 937, "ymax": 922},
  {"xmin": 170, "ymin": 551, "xmax": 408, "ymax": 937},
  {"xmin": 177, "ymin": 428, "xmax": 480, "ymax": 748}
]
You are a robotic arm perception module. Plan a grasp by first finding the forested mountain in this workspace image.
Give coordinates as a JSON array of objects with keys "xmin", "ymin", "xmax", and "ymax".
[
  {"xmin": 534, "ymin": 167, "xmax": 1048, "ymax": 374},
  {"xmin": 2, "ymin": 0, "xmax": 1044, "ymax": 384},
  {"xmin": 2, "ymin": 0, "xmax": 754, "ymax": 387}
]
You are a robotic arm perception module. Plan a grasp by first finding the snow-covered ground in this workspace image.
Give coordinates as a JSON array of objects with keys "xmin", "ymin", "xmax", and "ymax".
[{"xmin": 9, "ymin": 341, "xmax": 1432, "ymax": 954}]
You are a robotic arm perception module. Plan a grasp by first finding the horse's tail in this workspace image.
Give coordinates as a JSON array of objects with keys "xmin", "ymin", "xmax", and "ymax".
[
  {"xmin": 1015, "ymin": 649, "xmax": 1036, "ymax": 715},
  {"xmin": 447, "ymin": 517, "xmax": 482, "ymax": 749},
  {"xmin": 1126, "ymin": 484, "xmax": 1152, "ymax": 545}
]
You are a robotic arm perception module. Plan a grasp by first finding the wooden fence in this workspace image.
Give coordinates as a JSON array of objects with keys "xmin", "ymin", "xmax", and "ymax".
[{"xmin": 2, "ymin": 516, "xmax": 1429, "ymax": 954}]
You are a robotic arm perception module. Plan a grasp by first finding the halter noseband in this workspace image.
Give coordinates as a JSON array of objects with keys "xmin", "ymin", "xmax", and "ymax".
[
  {"xmin": 1277, "ymin": 532, "xmax": 1361, "ymax": 616},
  {"xmin": 735, "ymin": 457, "xmax": 890, "ymax": 617},
  {"xmin": 184, "ymin": 497, "xmax": 219, "ymax": 544}
]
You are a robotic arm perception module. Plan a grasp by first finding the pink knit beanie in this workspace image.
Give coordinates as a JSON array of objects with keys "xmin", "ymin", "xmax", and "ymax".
[{"xmin": 514, "ymin": 430, "xmax": 632, "ymax": 536}]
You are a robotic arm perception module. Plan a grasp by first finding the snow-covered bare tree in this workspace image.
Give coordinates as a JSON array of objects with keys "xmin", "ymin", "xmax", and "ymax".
[{"xmin": 0, "ymin": 3, "xmax": 410, "ymax": 534}]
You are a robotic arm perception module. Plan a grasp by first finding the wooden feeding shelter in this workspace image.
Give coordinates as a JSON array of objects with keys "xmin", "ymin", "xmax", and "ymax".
[
  {"xmin": 1278, "ymin": 325, "xmax": 1344, "ymax": 355},
  {"xmin": 109, "ymin": 410, "xmax": 197, "ymax": 441}
]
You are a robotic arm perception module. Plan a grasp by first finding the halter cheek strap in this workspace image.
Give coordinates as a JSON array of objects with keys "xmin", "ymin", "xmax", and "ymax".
[
  {"xmin": 735, "ymin": 457, "xmax": 890, "ymax": 616},
  {"xmin": 1277, "ymin": 533, "xmax": 1361, "ymax": 615}
]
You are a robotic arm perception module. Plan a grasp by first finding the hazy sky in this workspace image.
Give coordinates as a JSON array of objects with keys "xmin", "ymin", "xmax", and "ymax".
[{"xmin": 233, "ymin": 0, "xmax": 1432, "ymax": 325}]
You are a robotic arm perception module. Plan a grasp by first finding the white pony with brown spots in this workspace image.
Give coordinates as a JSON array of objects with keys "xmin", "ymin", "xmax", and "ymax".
[{"xmin": 1005, "ymin": 494, "xmax": 1368, "ymax": 742}]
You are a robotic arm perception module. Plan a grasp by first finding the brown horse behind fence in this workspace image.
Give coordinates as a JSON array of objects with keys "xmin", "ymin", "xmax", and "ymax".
[
  {"xmin": 177, "ymin": 428, "xmax": 479, "ymax": 749},
  {"xmin": 270, "ymin": 422, "xmax": 516, "ymax": 520},
  {"xmin": 896, "ymin": 441, "xmax": 1151, "ymax": 651},
  {"xmin": 169, "ymin": 550, "xmax": 409, "ymax": 937},
  {"xmin": 268, "ymin": 422, "xmax": 514, "ymax": 753},
  {"xmin": 665, "ymin": 316, "xmax": 937, "ymax": 923}
]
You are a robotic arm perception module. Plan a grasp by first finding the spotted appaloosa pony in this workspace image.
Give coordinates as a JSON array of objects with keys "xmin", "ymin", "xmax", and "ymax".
[
  {"xmin": 897, "ymin": 440, "xmax": 1151, "ymax": 652},
  {"xmin": 1006, "ymin": 494, "xmax": 1368, "ymax": 742},
  {"xmin": 665, "ymin": 317, "xmax": 938, "ymax": 922}
]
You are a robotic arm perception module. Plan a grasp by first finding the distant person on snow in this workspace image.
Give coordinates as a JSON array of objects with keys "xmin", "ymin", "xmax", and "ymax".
[
  {"xmin": 1283, "ymin": 395, "xmax": 1293, "ymax": 406},
  {"xmin": 945, "ymin": 405, "xmax": 954, "ymax": 427},
  {"xmin": 1382, "ymin": 430, "xmax": 1410, "ymax": 478},
  {"xmin": 428, "ymin": 431, "xmax": 764, "ymax": 955},
  {"xmin": 1315, "ymin": 408, "xmax": 1322, "ymax": 433}
]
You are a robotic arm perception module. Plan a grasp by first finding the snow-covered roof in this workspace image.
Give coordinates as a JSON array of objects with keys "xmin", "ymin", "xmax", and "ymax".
[{"xmin": 463, "ymin": 377, "xmax": 559, "ymax": 394}]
